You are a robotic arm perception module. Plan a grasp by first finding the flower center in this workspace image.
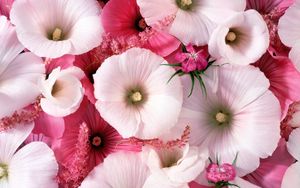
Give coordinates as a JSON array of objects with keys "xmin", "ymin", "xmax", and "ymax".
[
  {"xmin": 51, "ymin": 80, "xmax": 63, "ymax": 97},
  {"xmin": 176, "ymin": 0, "xmax": 193, "ymax": 10},
  {"xmin": 226, "ymin": 31, "xmax": 237, "ymax": 43},
  {"xmin": 92, "ymin": 136, "xmax": 102, "ymax": 147},
  {"xmin": 131, "ymin": 91, "xmax": 143, "ymax": 102},
  {"xmin": 215, "ymin": 112, "xmax": 228, "ymax": 124},
  {"xmin": 52, "ymin": 27, "xmax": 63, "ymax": 41},
  {"xmin": 135, "ymin": 17, "xmax": 149, "ymax": 32},
  {"xmin": 0, "ymin": 164, "xmax": 8, "ymax": 179}
]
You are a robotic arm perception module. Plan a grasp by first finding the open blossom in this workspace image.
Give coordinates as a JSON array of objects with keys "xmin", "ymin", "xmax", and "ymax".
[
  {"xmin": 0, "ymin": 16, "xmax": 45, "ymax": 119},
  {"xmin": 143, "ymin": 145, "xmax": 207, "ymax": 188},
  {"xmin": 0, "ymin": 123, "xmax": 58, "ymax": 188},
  {"xmin": 39, "ymin": 67, "xmax": 84, "ymax": 117},
  {"xmin": 177, "ymin": 65, "xmax": 281, "ymax": 176},
  {"xmin": 175, "ymin": 44, "xmax": 208, "ymax": 73},
  {"xmin": 253, "ymin": 53, "xmax": 300, "ymax": 119},
  {"xmin": 278, "ymin": 0, "xmax": 300, "ymax": 71},
  {"xmin": 80, "ymin": 151, "xmax": 150, "ymax": 188},
  {"xmin": 94, "ymin": 48, "xmax": 183, "ymax": 139},
  {"xmin": 10, "ymin": 0, "xmax": 104, "ymax": 58},
  {"xmin": 281, "ymin": 128, "xmax": 300, "ymax": 187},
  {"xmin": 209, "ymin": 10, "xmax": 269, "ymax": 65},
  {"xmin": 101, "ymin": 0, "xmax": 180, "ymax": 57},
  {"xmin": 137, "ymin": 0, "xmax": 246, "ymax": 46}
]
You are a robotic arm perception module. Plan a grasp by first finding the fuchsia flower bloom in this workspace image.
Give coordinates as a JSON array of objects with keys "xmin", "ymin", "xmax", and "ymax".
[
  {"xmin": 206, "ymin": 163, "xmax": 236, "ymax": 183},
  {"xmin": 55, "ymin": 98, "xmax": 140, "ymax": 174},
  {"xmin": 175, "ymin": 44, "xmax": 208, "ymax": 73},
  {"xmin": 253, "ymin": 53, "xmax": 300, "ymax": 118},
  {"xmin": 101, "ymin": 0, "xmax": 180, "ymax": 57},
  {"xmin": 0, "ymin": 0, "xmax": 13, "ymax": 18}
]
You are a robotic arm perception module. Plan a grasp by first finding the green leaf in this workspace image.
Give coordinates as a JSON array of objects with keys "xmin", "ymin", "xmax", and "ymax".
[
  {"xmin": 167, "ymin": 70, "xmax": 182, "ymax": 83},
  {"xmin": 161, "ymin": 63, "xmax": 182, "ymax": 67},
  {"xmin": 188, "ymin": 73, "xmax": 195, "ymax": 97}
]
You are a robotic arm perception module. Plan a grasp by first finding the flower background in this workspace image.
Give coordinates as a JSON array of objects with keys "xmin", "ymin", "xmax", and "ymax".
[{"xmin": 0, "ymin": 0, "xmax": 300, "ymax": 187}]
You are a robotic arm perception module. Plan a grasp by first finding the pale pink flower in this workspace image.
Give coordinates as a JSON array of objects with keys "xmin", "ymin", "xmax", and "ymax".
[
  {"xmin": 137, "ymin": 0, "xmax": 246, "ymax": 46},
  {"xmin": 10, "ymin": 0, "xmax": 104, "ymax": 58},
  {"xmin": 209, "ymin": 10, "xmax": 269, "ymax": 65},
  {"xmin": 80, "ymin": 151, "xmax": 150, "ymax": 188},
  {"xmin": 246, "ymin": 0, "xmax": 294, "ymax": 57},
  {"xmin": 281, "ymin": 128, "xmax": 300, "ymax": 187},
  {"xmin": 39, "ymin": 66, "xmax": 84, "ymax": 117},
  {"xmin": 177, "ymin": 65, "xmax": 281, "ymax": 176},
  {"xmin": 142, "ymin": 145, "xmax": 207, "ymax": 188},
  {"xmin": 278, "ymin": 0, "xmax": 300, "ymax": 71},
  {"xmin": 94, "ymin": 48, "xmax": 183, "ymax": 139},
  {"xmin": 0, "ymin": 123, "xmax": 58, "ymax": 188},
  {"xmin": 0, "ymin": 16, "xmax": 45, "ymax": 119}
]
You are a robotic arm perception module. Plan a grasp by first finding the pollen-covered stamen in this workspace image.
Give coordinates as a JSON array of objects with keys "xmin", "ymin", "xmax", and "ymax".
[
  {"xmin": 131, "ymin": 91, "xmax": 143, "ymax": 102},
  {"xmin": 215, "ymin": 112, "xmax": 228, "ymax": 124},
  {"xmin": 52, "ymin": 27, "xmax": 63, "ymax": 41},
  {"xmin": 92, "ymin": 136, "xmax": 102, "ymax": 147},
  {"xmin": 138, "ymin": 18, "xmax": 147, "ymax": 30},
  {"xmin": 226, "ymin": 31, "xmax": 237, "ymax": 43},
  {"xmin": 177, "ymin": 0, "xmax": 193, "ymax": 10},
  {"xmin": 0, "ymin": 164, "xmax": 8, "ymax": 179}
]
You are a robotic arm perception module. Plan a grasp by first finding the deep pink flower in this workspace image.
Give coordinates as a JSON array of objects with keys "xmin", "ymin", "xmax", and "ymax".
[
  {"xmin": 243, "ymin": 139, "xmax": 295, "ymax": 188},
  {"xmin": 0, "ymin": 0, "xmax": 13, "ymax": 18},
  {"xmin": 54, "ymin": 98, "xmax": 140, "ymax": 172},
  {"xmin": 101, "ymin": 0, "xmax": 180, "ymax": 57},
  {"xmin": 175, "ymin": 44, "xmax": 208, "ymax": 73},
  {"xmin": 206, "ymin": 163, "xmax": 236, "ymax": 183},
  {"xmin": 253, "ymin": 53, "xmax": 300, "ymax": 119},
  {"xmin": 246, "ymin": 0, "xmax": 294, "ymax": 57}
]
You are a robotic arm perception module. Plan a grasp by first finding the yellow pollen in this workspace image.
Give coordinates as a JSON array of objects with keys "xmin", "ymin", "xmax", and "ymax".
[
  {"xmin": 0, "ymin": 165, "xmax": 7, "ymax": 179},
  {"xmin": 181, "ymin": 0, "xmax": 192, "ymax": 6},
  {"xmin": 226, "ymin": 31, "xmax": 237, "ymax": 42},
  {"xmin": 215, "ymin": 112, "xmax": 228, "ymax": 124},
  {"xmin": 131, "ymin": 91, "xmax": 143, "ymax": 102},
  {"xmin": 52, "ymin": 28, "xmax": 63, "ymax": 41}
]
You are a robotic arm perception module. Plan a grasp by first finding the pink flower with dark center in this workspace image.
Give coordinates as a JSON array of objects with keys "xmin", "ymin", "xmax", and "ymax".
[
  {"xmin": 206, "ymin": 163, "xmax": 236, "ymax": 183},
  {"xmin": 175, "ymin": 44, "xmax": 208, "ymax": 73},
  {"xmin": 101, "ymin": 0, "xmax": 180, "ymax": 57},
  {"xmin": 54, "ymin": 98, "xmax": 140, "ymax": 175}
]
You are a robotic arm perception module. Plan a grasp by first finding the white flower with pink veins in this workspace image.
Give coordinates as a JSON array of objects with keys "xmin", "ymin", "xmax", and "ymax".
[
  {"xmin": 176, "ymin": 64, "xmax": 281, "ymax": 176},
  {"xmin": 278, "ymin": 0, "xmax": 300, "ymax": 72},
  {"xmin": 10, "ymin": 0, "xmax": 104, "ymax": 58},
  {"xmin": 209, "ymin": 10, "xmax": 269, "ymax": 65},
  {"xmin": 0, "ymin": 123, "xmax": 58, "ymax": 188},
  {"xmin": 0, "ymin": 16, "xmax": 45, "ymax": 119},
  {"xmin": 93, "ymin": 48, "xmax": 183, "ymax": 139},
  {"xmin": 137, "ymin": 0, "xmax": 246, "ymax": 45}
]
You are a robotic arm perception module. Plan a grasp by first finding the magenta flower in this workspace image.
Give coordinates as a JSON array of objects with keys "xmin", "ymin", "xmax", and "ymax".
[
  {"xmin": 206, "ymin": 163, "xmax": 236, "ymax": 183},
  {"xmin": 101, "ymin": 0, "xmax": 180, "ymax": 57},
  {"xmin": 175, "ymin": 44, "xmax": 208, "ymax": 73}
]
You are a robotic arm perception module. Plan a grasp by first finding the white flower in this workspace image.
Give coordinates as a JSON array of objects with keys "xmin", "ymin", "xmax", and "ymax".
[
  {"xmin": 282, "ymin": 128, "xmax": 300, "ymax": 187},
  {"xmin": 137, "ymin": 0, "xmax": 246, "ymax": 45},
  {"xmin": 0, "ymin": 16, "xmax": 45, "ymax": 119},
  {"xmin": 209, "ymin": 10, "xmax": 269, "ymax": 65},
  {"xmin": 93, "ymin": 48, "xmax": 183, "ymax": 139},
  {"xmin": 39, "ymin": 67, "xmax": 84, "ymax": 117},
  {"xmin": 10, "ymin": 0, "xmax": 104, "ymax": 58},
  {"xmin": 143, "ymin": 145, "xmax": 207, "ymax": 188},
  {"xmin": 80, "ymin": 151, "xmax": 150, "ymax": 188},
  {"xmin": 177, "ymin": 65, "xmax": 281, "ymax": 176},
  {"xmin": 0, "ymin": 123, "xmax": 58, "ymax": 188},
  {"xmin": 278, "ymin": 0, "xmax": 300, "ymax": 71}
]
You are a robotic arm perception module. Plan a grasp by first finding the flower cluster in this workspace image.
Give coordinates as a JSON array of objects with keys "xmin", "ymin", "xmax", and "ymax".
[{"xmin": 1, "ymin": 0, "xmax": 300, "ymax": 187}]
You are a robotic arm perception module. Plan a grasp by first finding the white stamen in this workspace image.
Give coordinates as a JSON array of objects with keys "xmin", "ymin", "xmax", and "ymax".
[
  {"xmin": 52, "ymin": 28, "xmax": 63, "ymax": 41},
  {"xmin": 131, "ymin": 91, "xmax": 143, "ymax": 102},
  {"xmin": 226, "ymin": 31, "xmax": 237, "ymax": 42},
  {"xmin": 215, "ymin": 112, "xmax": 228, "ymax": 124}
]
